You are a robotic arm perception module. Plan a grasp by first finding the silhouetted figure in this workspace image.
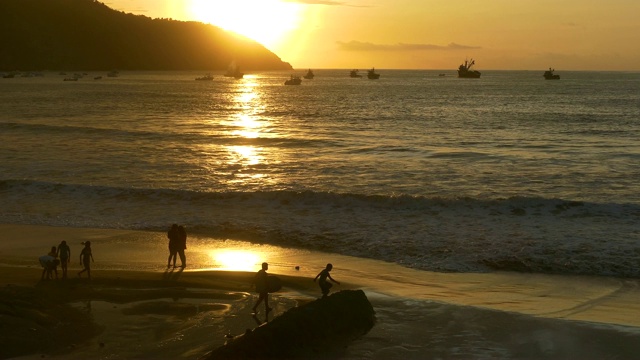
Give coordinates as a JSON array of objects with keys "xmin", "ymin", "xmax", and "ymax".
[
  {"xmin": 314, "ymin": 263, "xmax": 340, "ymax": 297},
  {"xmin": 47, "ymin": 246, "xmax": 60, "ymax": 279},
  {"xmin": 39, "ymin": 255, "xmax": 53, "ymax": 280},
  {"xmin": 177, "ymin": 225, "xmax": 187, "ymax": 268},
  {"xmin": 39, "ymin": 247, "xmax": 58, "ymax": 280},
  {"xmin": 57, "ymin": 240, "xmax": 71, "ymax": 279},
  {"xmin": 252, "ymin": 262, "xmax": 272, "ymax": 314},
  {"xmin": 167, "ymin": 224, "xmax": 179, "ymax": 268},
  {"xmin": 78, "ymin": 241, "xmax": 94, "ymax": 280}
]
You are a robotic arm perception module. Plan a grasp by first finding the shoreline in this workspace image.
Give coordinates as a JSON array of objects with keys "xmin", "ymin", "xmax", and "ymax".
[{"xmin": 2, "ymin": 224, "xmax": 640, "ymax": 359}]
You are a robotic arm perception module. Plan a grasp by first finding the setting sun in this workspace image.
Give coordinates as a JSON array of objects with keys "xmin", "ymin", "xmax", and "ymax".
[{"xmin": 188, "ymin": 0, "xmax": 302, "ymax": 50}]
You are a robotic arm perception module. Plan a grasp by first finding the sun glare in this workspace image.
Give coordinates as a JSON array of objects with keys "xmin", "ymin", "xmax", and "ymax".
[
  {"xmin": 211, "ymin": 250, "xmax": 259, "ymax": 271},
  {"xmin": 188, "ymin": 0, "xmax": 302, "ymax": 49}
]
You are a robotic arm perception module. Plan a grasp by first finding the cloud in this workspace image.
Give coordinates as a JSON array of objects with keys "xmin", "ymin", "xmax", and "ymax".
[{"xmin": 337, "ymin": 41, "xmax": 481, "ymax": 51}]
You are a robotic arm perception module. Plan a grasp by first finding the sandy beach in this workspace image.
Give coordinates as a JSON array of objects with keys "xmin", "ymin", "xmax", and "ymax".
[{"xmin": 2, "ymin": 224, "xmax": 640, "ymax": 359}]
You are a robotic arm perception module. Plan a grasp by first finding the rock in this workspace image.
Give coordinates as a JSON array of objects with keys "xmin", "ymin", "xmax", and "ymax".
[{"xmin": 205, "ymin": 290, "xmax": 375, "ymax": 359}]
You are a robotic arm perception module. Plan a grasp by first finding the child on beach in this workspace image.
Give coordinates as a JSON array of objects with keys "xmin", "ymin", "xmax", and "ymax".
[
  {"xmin": 47, "ymin": 246, "xmax": 60, "ymax": 280},
  {"xmin": 57, "ymin": 240, "xmax": 71, "ymax": 279},
  {"xmin": 252, "ymin": 262, "xmax": 272, "ymax": 314},
  {"xmin": 39, "ymin": 247, "xmax": 59, "ymax": 280},
  {"xmin": 314, "ymin": 263, "xmax": 340, "ymax": 297},
  {"xmin": 78, "ymin": 241, "xmax": 94, "ymax": 280}
]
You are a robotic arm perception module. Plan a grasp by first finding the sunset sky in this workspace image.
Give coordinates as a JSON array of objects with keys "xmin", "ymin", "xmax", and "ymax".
[{"xmin": 104, "ymin": 0, "xmax": 640, "ymax": 71}]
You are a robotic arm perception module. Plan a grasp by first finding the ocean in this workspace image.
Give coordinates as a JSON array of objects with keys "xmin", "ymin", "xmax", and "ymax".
[{"xmin": 1, "ymin": 69, "xmax": 639, "ymax": 278}]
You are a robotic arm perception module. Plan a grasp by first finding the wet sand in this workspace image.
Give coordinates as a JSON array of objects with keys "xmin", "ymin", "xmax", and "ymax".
[{"xmin": 2, "ymin": 224, "xmax": 640, "ymax": 359}]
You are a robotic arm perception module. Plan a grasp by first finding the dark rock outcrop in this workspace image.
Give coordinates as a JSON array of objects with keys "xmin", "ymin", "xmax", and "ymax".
[{"xmin": 206, "ymin": 290, "xmax": 376, "ymax": 359}]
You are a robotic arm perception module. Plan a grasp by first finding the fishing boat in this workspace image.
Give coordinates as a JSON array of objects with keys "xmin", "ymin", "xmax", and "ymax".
[
  {"xmin": 543, "ymin": 68, "xmax": 560, "ymax": 80},
  {"xmin": 303, "ymin": 69, "xmax": 315, "ymax": 79},
  {"xmin": 457, "ymin": 58, "xmax": 481, "ymax": 78},
  {"xmin": 195, "ymin": 73, "xmax": 214, "ymax": 81},
  {"xmin": 284, "ymin": 75, "xmax": 302, "ymax": 85},
  {"xmin": 224, "ymin": 62, "xmax": 244, "ymax": 79},
  {"xmin": 367, "ymin": 68, "xmax": 380, "ymax": 79},
  {"xmin": 349, "ymin": 69, "xmax": 362, "ymax": 78}
]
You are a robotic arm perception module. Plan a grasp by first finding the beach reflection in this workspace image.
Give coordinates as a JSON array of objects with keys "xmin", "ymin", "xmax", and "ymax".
[
  {"xmin": 211, "ymin": 249, "xmax": 260, "ymax": 271},
  {"xmin": 225, "ymin": 77, "xmax": 268, "ymax": 180}
]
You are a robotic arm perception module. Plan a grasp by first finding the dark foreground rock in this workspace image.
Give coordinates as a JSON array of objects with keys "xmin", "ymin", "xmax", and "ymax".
[{"xmin": 205, "ymin": 290, "xmax": 376, "ymax": 359}]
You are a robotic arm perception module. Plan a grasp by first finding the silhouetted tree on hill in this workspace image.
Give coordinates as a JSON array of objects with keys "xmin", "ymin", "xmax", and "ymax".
[{"xmin": 0, "ymin": 0, "xmax": 292, "ymax": 71}]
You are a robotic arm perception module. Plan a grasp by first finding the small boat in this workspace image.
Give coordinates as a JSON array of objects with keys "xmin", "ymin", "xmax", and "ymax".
[
  {"xmin": 303, "ymin": 69, "xmax": 315, "ymax": 79},
  {"xmin": 543, "ymin": 68, "xmax": 560, "ymax": 80},
  {"xmin": 457, "ymin": 58, "xmax": 481, "ymax": 78},
  {"xmin": 94, "ymin": 76, "xmax": 103, "ymax": 80},
  {"xmin": 350, "ymin": 69, "xmax": 362, "ymax": 78},
  {"xmin": 284, "ymin": 75, "xmax": 302, "ymax": 85},
  {"xmin": 195, "ymin": 73, "xmax": 214, "ymax": 81},
  {"xmin": 107, "ymin": 70, "xmax": 119, "ymax": 77},
  {"xmin": 63, "ymin": 77, "xmax": 78, "ymax": 81},
  {"xmin": 367, "ymin": 67, "xmax": 380, "ymax": 79},
  {"xmin": 224, "ymin": 62, "xmax": 244, "ymax": 79}
]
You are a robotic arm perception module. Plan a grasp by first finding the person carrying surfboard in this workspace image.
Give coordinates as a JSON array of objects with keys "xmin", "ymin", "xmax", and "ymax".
[
  {"xmin": 314, "ymin": 263, "xmax": 340, "ymax": 297},
  {"xmin": 252, "ymin": 262, "xmax": 272, "ymax": 314}
]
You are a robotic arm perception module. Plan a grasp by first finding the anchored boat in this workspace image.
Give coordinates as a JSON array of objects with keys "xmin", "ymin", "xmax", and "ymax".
[
  {"xmin": 458, "ymin": 59, "xmax": 481, "ymax": 78},
  {"xmin": 543, "ymin": 68, "xmax": 560, "ymax": 80}
]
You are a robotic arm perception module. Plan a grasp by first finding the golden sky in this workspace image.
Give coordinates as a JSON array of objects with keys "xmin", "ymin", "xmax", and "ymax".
[{"xmin": 105, "ymin": 0, "xmax": 640, "ymax": 70}]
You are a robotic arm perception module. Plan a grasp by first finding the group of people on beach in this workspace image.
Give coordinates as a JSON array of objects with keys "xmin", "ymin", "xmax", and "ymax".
[
  {"xmin": 167, "ymin": 224, "xmax": 188, "ymax": 268},
  {"xmin": 39, "ymin": 240, "xmax": 94, "ymax": 280},
  {"xmin": 251, "ymin": 262, "xmax": 340, "ymax": 315},
  {"xmin": 39, "ymin": 224, "xmax": 339, "ymax": 319}
]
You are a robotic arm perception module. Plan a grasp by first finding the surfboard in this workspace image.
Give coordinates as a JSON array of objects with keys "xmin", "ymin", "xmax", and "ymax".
[
  {"xmin": 256, "ymin": 275, "xmax": 282, "ymax": 293},
  {"xmin": 266, "ymin": 275, "xmax": 282, "ymax": 293}
]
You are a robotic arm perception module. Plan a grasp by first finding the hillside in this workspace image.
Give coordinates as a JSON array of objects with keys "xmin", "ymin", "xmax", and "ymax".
[{"xmin": 0, "ymin": 0, "xmax": 293, "ymax": 71}]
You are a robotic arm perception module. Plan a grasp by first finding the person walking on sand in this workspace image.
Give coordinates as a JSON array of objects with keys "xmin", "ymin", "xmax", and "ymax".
[
  {"xmin": 176, "ymin": 225, "xmax": 187, "ymax": 268},
  {"xmin": 252, "ymin": 262, "xmax": 272, "ymax": 314},
  {"xmin": 57, "ymin": 240, "xmax": 71, "ymax": 279},
  {"xmin": 314, "ymin": 263, "xmax": 340, "ymax": 297},
  {"xmin": 78, "ymin": 241, "xmax": 94, "ymax": 280},
  {"xmin": 167, "ymin": 224, "xmax": 179, "ymax": 268}
]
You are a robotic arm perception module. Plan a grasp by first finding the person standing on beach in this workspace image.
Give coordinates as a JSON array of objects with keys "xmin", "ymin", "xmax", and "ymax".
[
  {"xmin": 56, "ymin": 240, "xmax": 71, "ymax": 279},
  {"xmin": 177, "ymin": 225, "xmax": 187, "ymax": 268},
  {"xmin": 314, "ymin": 263, "xmax": 340, "ymax": 297},
  {"xmin": 167, "ymin": 224, "xmax": 179, "ymax": 268},
  {"xmin": 47, "ymin": 246, "xmax": 60, "ymax": 280},
  {"xmin": 252, "ymin": 262, "xmax": 272, "ymax": 314},
  {"xmin": 78, "ymin": 241, "xmax": 94, "ymax": 280}
]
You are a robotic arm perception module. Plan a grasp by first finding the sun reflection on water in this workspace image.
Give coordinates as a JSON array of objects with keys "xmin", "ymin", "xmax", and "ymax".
[
  {"xmin": 229, "ymin": 145, "xmax": 263, "ymax": 166},
  {"xmin": 225, "ymin": 79, "xmax": 268, "ymax": 172},
  {"xmin": 233, "ymin": 114, "xmax": 261, "ymax": 139}
]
